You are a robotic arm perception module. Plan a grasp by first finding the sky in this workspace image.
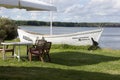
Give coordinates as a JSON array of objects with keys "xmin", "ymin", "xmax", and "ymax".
[{"xmin": 0, "ymin": 0, "xmax": 120, "ymax": 22}]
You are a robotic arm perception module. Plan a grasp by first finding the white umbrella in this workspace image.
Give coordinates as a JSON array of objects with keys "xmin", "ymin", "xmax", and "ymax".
[
  {"xmin": 0, "ymin": 0, "xmax": 57, "ymax": 11},
  {"xmin": 0, "ymin": 0, "xmax": 57, "ymax": 35}
]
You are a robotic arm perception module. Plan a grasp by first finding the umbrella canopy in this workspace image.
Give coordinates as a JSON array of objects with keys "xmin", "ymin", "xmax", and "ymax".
[{"xmin": 0, "ymin": 0, "xmax": 57, "ymax": 11}]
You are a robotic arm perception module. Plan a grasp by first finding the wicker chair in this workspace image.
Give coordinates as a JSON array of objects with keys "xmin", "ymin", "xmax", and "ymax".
[{"xmin": 28, "ymin": 40, "xmax": 47, "ymax": 62}]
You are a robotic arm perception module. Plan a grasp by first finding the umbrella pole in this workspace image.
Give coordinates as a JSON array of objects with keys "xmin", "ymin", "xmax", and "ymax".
[
  {"xmin": 18, "ymin": 0, "xmax": 21, "ymax": 9},
  {"xmin": 50, "ymin": 11, "xmax": 53, "ymax": 35},
  {"xmin": 50, "ymin": 0, "xmax": 53, "ymax": 35}
]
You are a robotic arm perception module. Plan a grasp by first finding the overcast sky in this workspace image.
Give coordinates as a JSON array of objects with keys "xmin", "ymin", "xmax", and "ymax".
[{"xmin": 0, "ymin": 0, "xmax": 120, "ymax": 22}]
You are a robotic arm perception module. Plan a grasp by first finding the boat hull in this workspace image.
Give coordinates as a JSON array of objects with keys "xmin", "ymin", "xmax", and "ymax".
[{"xmin": 17, "ymin": 28, "xmax": 103, "ymax": 45}]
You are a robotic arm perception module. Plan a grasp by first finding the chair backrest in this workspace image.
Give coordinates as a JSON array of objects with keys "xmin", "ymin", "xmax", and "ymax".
[
  {"xmin": 37, "ymin": 40, "xmax": 47, "ymax": 45},
  {"xmin": 0, "ymin": 40, "xmax": 2, "ymax": 51},
  {"xmin": 0, "ymin": 39, "xmax": 3, "ymax": 49},
  {"xmin": 35, "ymin": 40, "xmax": 47, "ymax": 50},
  {"xmin": 45, "ymin": 42, "xmax": 52, "ymax": 49},
  {"xmin": 44, "ymin": 42, "xmax": 52, "ymax": 52},
  {"xmin": 0, "ymin": 39, "xmax": 2, "ymax": 45}
]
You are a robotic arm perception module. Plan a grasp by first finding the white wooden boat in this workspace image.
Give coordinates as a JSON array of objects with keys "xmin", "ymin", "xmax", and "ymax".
[{"xmin": 17, "ymin": 28, "xmax": 103, "ymax": 45}]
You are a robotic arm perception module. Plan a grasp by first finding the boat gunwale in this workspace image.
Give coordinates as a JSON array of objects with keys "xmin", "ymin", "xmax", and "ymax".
[{"xmin": 18, "ymin": 28, "xmax": 103, "ymax": 38}]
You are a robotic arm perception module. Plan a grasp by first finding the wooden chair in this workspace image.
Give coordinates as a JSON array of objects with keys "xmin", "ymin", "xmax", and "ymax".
[
  {"xmin": 44, "ymin": 42, "xmax": 52, "ymax": 62},
  {"xmin": 0, "ymin": 41, "xmax": 14, "ymax": 57},
  {"xmin": 28, "ymin": 40, "xmax": 46, "ymax": 62}
]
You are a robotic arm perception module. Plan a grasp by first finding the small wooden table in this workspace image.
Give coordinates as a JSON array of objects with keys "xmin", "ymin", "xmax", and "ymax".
[{"xmin": 1, "ymin": 42, "xmax": 33, "ymax": 61}]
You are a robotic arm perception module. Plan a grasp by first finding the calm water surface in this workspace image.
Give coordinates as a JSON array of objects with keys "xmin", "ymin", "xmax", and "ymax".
[{"xmin": 20, "ymin": 26, "xmax": 120, "ymax": 50}]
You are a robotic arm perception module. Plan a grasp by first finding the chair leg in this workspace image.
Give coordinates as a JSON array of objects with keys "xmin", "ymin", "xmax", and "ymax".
[
  {"xmin": 47, "ymin": 54, "xmax": 51, "ymax": 62},
  {"xmin": 12, "ymin": 45, "xmax": 15, "ymax": 56},
  {"xmin": 29, "ymin": 53, "xmax": 32, "ymax": 61},
  {"xmin": 39, "ymin": 54, "xmax": 44, "ymax": 62},
  {"xmin": 12, "ymin": 50, "xmax": 14, "ymax": 56}
]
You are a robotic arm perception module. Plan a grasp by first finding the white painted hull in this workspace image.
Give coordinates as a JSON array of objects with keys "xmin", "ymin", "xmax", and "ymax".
[{"xmin": 17, "ymin": 28, "xmax": 103, "ymax": 45}]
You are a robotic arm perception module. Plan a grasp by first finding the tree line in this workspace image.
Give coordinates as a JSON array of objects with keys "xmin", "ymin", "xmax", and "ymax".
[{"xmin": 15, "ymin": 20, "xmax": 120, "ymax": 27}]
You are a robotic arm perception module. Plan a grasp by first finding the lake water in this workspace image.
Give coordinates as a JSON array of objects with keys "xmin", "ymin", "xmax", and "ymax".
[{"xmin": 20, "ymin": 26, "xmax": 120, "ymax": 50}]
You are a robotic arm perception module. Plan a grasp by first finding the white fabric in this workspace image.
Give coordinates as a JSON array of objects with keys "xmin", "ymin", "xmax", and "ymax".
[{"xmin": 0, "ymin": 0, "xmax": 56, "ymax": 11}]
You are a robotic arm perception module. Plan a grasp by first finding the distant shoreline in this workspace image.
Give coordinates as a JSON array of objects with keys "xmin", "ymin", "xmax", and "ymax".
[
  {"xmin": 15, "ymin": 20, "xmax": 120, "ymax": 27},
  {"xmin": 20, "ymin": 26, "xmax": 120, "ymax": 28}
]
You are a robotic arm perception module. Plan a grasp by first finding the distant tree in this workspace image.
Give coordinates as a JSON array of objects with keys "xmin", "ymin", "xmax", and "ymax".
[{"xmin": 0, "ymin": 17, "xmax": 18, "ymax": 41}]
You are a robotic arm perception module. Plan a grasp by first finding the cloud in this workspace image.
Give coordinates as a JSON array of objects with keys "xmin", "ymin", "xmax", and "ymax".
[
  {"xmin": 64, "ymin": 4, "xmax": 83, "ymax": 14},
  {"xmin": 0, "ymin": 0, "xmax": 120, "ymax": 22},
  {"xmin": 64, "ymin": 0, "xmax": 119, "ymax": 15},
  {"xmin": 59, "ymin": 0, "xmax": 120, "ymax": 22}
]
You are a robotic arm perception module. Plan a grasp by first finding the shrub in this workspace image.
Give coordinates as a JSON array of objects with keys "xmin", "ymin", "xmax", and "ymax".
[{"xmin": 0, "ymin": 17, "xmax": 18, "ymax": 41}]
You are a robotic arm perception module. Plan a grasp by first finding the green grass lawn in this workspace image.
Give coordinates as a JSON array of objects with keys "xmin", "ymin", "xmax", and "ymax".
[{"xmin": 0, "ymin": 44, "xmax": 120, "ymax": 80}]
